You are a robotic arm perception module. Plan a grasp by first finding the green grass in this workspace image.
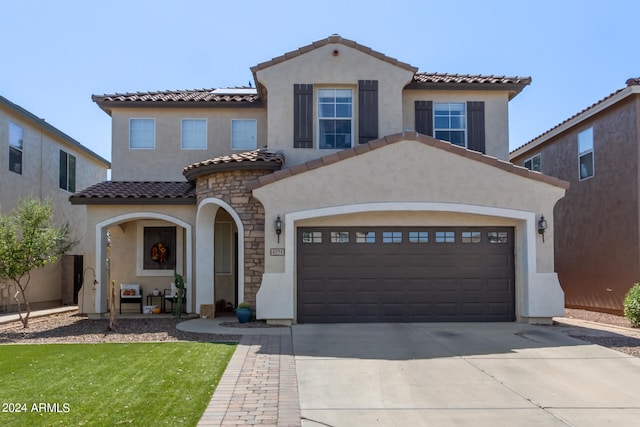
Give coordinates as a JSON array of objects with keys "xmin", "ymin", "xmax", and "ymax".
[{"xmin": 0, "ymin": 342, "xmax": 236, "ymax": 427}]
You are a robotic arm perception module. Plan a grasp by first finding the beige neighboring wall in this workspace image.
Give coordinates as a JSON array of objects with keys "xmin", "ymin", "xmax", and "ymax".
[
  {"xmin": 402, "ymin": 90, "xmax": 511, "ymax": 160},
  {"xmin": 110, "ymin": 107, "xmax": 267, "ymax": 181},
  {"xmin": 253, "ymin": 137, "xmax": 567, "ymax": 322},
  {"xmin": 0, "ymin": 98, "xmax": 109, "ymax": 309},
  {"xmin": 254, "ymin": 42, "xmax": 415, "ymax": 166}
]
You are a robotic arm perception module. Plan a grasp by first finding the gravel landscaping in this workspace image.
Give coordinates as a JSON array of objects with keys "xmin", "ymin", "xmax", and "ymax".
[{"xmin": 1, "ymin": 308, "xmax": 639, "ymax": 358}]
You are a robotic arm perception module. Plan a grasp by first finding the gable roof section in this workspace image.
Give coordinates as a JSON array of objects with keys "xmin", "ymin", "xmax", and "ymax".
[
  {"xmin": 408, "ymin": 73, "xmax": 531, "ymax": 100},
  {"xmin": 250, "ymin": 34, "xmax": 418, "ymax": 75},
  {"xmin": 69, "ymin": 181, "xmax": 196, "ymax": 205},
  {"xmin": 511, "ymin": 79, "xmax": 640, "ymax": 159},
  {"xmin": 247, "ymin": 132, "xmax": 569, "ymax": 191},
  {"xmin": 0, "ymin": 95, "xmax": 110, "ymax": 167},
  {"xmin": 183, "ymin": 148, "xmax": 284, "ymax": 181},
  {"xmin": 92, "ymin": 87, "xmax": 261, "ymax": 115}
]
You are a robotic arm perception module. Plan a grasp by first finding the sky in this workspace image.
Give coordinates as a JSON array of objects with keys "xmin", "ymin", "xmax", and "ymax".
[{"xmin": 1, "ymin": 0, "xmax": 638, "ymax": 163}]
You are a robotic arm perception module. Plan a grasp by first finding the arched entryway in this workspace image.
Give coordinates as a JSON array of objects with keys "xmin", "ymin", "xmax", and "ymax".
[{"xmin": 195, "ymin": 198, "xmax": 244, "ymax": 314}]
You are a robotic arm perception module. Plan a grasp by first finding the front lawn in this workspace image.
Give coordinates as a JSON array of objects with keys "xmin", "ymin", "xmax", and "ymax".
[{"xmin": 0, "ymin": 342, "xmax": 235, "ymax": 426}]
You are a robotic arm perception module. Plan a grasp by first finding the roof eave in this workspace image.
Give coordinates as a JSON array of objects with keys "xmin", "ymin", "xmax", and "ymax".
[
  {"xmin": 405, "ymin": 82, "xmax": 531, "ymax": 100},
  {"xmin": 183, "ymin": 160, "xmax": 282, "ymax": 182},
  {"xmin": 69, "ymin": 197, "xmax": 196, "ymax": 206}
]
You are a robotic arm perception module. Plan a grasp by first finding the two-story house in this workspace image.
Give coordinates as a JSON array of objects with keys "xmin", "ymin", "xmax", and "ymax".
[
  {"xmin": 0, "ymin": 95, "xmax": 110, "ymax": 311},
  {"xmin": 71, "ymin": 35, "xmax": 568, "ymax": 324},
  {"xmin": 511, "ymin": 78, "xmax": 640, "ymax": 315}
]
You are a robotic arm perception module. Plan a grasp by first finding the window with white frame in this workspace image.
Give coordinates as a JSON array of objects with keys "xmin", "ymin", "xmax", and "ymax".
[
  {"xmin": 59, "ymin": 150, "xmax": 76, "ymax": 192},
  {"xmin": 318, "ymin": 89, "xmax": 352, "ymax": 149},
  {"xmin": 181, "ymin": 119, "xmax": 207, "ymax": 149},
  {"xmin": 578, "ymin": 127, "xmax": 594, "ymax": 180},
  {"xmin": 129, "ymin": 118, "xmax": 155, "ymax": 149},
  {"xmin": 434, "ymin": 102, "xmax": 466, "ymax": 147},
  {"xmin": 231, "ymin": 119, "xmax": 257, "ymax": 150},
  {"xmin": 524, "ymin": 153, "xmax": 542, "ymax": 172},
  {"xmin": 8, "ymin": 121, "xmax": 23, "ymax": 174}
]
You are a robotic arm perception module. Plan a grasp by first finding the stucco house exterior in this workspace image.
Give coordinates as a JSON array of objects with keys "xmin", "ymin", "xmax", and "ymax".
[
  {"xmin": 71, "ymin": 35, "xmax": 568, "ymax": 324},
  {"xmin": 0, "ymin": 95, "xmax": 110, "ymax": 311},
  {"xmin": 511, "ymin": 78, "xmax": 640, "ymax": 315}
]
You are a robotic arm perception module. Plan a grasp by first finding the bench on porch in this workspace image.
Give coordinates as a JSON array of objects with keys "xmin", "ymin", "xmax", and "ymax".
[{"xmin": 120, "ymin": 284, "xmax": 143, "ymax": 314}]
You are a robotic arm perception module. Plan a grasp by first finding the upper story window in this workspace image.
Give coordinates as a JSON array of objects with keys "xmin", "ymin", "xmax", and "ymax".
[
  {"xmin": 129, "ymin": 118, "xmax": 155, "ymax": 149},
  {"xmin": 434, "ymin": 103, "xmax": 466, "ymax": 147},
  {"xmin": 578, "ymin": 127, "xmax": 594, "ymax": 180},
  {"xmin": 181, "ymin": 119, "xmax": 207, "ymax": 149},
  {"xmin": 318, "ymin": 89, "xmax": 352, "ymax": 149},
  {"xmin": 8, "ymin": 121, "xmax": 23, "ymax": 174},
  {"xmin": 59, "ymin": 150, "xmax": 76, "ymax": 192},
  {"xmin": 231, "ymin": 119, "xmax": 257, "ymax": 150},
  {"xmin": 524, "ymin": 153, "xmax": 542, "ymax": 172}
]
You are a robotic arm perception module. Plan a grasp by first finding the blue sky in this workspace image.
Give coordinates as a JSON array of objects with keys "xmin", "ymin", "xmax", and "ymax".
[{"xmin": 2, "ymin": 0, "xmax": 638, "ymax": 162}]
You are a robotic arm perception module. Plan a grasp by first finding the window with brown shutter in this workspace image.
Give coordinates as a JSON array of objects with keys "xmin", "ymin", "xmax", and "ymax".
[
  {"xmin": 466, "ymin": 101, "xmax": 485, "ymax": 154},
  {"xmin": 293, "ymin": 84, "xmax": 313, "ymax": 148},
  {"xmin": 358, "ymin": 80, "xmax": 378, "ymax": 144}
]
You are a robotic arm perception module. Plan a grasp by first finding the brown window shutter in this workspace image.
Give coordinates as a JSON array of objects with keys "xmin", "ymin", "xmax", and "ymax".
[
  {"xmin": 415, "ymin": 100, "xmax": 433, "ymax": 136},
  {"xmin": 467, "ymin": 101, "xmax": 485, "ymax": 154},
  {"xmin": 358, "ymin": 80, "xmax": 378, "ymax": 144},
  {"xmin": 294, "ymin": 84, "xmax": 313, "ymax": 148}
]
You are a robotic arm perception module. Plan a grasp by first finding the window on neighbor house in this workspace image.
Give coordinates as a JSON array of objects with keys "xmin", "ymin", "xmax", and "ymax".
[
  {"xmin": 59, "ymin": 150, "xmax": 76, "ymax": 192},
  {"xmin": 434, "ymin": 102, "xmax": 466, "ymax": 147},
  {"xmin": 181, "ymin": 119, "xmax": 207, "ymax": 149},
  {"xmin": 578, "ymin": 127, "xmax": 594, "ymax": 180},
  {"xmin": 129, "ymin": 118, "xmax": 155, "ymax": 149},
  {"xmin": 318, "ymin": 89, "xmax": 353, "ymax": 149},
  {"xmin": 231, "ymin": 119, "xmax": 257, "ymax": 150},
  {"xmin": 8, "ymin": 121, "xmax": 23, "ymax": 174},
  {"xmin": 524, "ymin": 153, "xmax": 542, "ymax": 172}
]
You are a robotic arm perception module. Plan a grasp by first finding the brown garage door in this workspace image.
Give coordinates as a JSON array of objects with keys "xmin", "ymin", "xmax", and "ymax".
[{"xmin": 297, "ymin": 227, "xmax": 515, "ymax": 323}]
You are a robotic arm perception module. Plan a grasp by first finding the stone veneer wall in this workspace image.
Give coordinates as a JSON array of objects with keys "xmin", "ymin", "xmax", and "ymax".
[{"xmin": 195, "ymin": 169, "xmax": 272, "ymax": 309}]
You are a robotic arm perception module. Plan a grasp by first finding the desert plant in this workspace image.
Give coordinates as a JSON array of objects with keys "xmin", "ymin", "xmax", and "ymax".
[
  {"xmin": 237, "ymin": 301, "xmax": 251, "ymax": 309},
  {"xmin": 173, "ymin": 269, "xmax": 185, "ymax": 319},
  {"xmin": 623, "ymin": 283, "xmax": 640, "ymax": 327}
]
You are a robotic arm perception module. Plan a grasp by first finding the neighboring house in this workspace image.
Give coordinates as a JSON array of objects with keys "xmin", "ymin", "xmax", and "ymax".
[
  {"xmin": 71, "ymin": 35, "xmax": 568, "ymax": 324},
  {"xmin": 0, "ymin": 95, "xmax": 110, "ymax": 311},
  {"xmin": 511, "ymin": 78, "xmax": 640, "ymax": 315}
]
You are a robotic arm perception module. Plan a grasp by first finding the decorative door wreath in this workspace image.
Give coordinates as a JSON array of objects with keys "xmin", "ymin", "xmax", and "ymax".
[{"xmin": 150, "ymin": 242, "xmax": 169, "ymax": 264}]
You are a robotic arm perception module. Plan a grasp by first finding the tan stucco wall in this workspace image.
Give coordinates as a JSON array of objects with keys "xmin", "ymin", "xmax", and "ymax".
[
  {"xmin": 0, "ymin": 103, "xmax": 108, "ymax": 309},
  {"xmin": 402, "ymin": 90, "xmax": 511, "ymax": 160},
  {"xmin": 110, "ymin": 107, "xmax": 267, "ymax": 181},
  {"xmin": 78, "ymin": 204, "xmax": 196, "ymax": 314},
  {"xmin": 255, "ymin": 43, "xmax": 415, "ymax": 166}
]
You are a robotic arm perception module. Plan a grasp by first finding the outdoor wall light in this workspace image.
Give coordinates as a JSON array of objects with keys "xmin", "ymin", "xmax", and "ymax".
[
  {"xmin": 275, "ymin": 215, "xmax": 282, "ymax": 243},
  {"xmin": 538, "ymin": 215, "xmax": 548, "ymax": 242}
]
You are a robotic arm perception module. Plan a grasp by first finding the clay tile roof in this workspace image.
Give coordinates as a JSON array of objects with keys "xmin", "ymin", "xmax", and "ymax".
[
  {"xmin": 409, "ymin": 73, "xmax": 531, "ymax": 99},
  {"xmin": 92, "ymin": 87, "xmax": 261, "ymax": 115},
  {"xmin": 183, "ymin": 149, "xmax": 284, "ymax": 181},
  {"xmin": 69, "ymin": 181, "xmax": 196, "ymax": 205}
]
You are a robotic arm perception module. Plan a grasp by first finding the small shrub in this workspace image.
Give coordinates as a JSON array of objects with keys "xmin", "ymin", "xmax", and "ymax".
[{"xmin": 623, "ymin": 284, "xmax": 640, "ymax": 327}]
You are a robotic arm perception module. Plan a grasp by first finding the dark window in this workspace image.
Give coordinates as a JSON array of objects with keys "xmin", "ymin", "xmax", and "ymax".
[
  {"xmin": 578, "ymin": 127, "xmax": 594, "ymax": 180},
  {"xmin": 59, "ymin": 150, "xmax": 76, "ymax": 192},
  {"xmin": 143, "ymin": 227, "xmax": 176, "ymax": 270},
  {"xmin": 524, "ymin": 154, "xmax": 542, "ymax": 172},
  {"xmin": 9, "ymin": 122, "xmax": 23, "ymax": 174}
]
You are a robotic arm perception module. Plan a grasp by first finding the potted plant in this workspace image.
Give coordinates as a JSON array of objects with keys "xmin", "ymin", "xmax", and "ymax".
[{"xmin": 236, "ymin": 302, "xmax": 252, "ymax": 323}]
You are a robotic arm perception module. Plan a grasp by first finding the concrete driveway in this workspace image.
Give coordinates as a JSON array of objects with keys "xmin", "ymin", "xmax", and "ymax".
[{"xmin": 292, "ymin": 322, "xmax": 640, "ymax": 427}]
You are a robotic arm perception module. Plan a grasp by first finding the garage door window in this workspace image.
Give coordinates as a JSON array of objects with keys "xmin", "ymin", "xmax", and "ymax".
[
  {"xmin": 409, "ymin": 231, "xmax": 429, "ymax": 243},
  {"xmin": 382, "ymin": 231, "xmax": 402, "ymax": 243},
  {"xmin": 461, "ymin": 231, "xmax": 481, "ymax": 243},
  {"xmin": 330, "ymin": 231, "xmax": 349, "ymax": 243},
  {"xmin": 435, "ymin": 231, "xmax": 455, "ymax": 243},
  {"xmin": 355, "ymin": 231, "xmax": 376, "ymax": 243},
  {"xmin": 488, "ymin": 231, "xmax": 508, "ymax": 244},
  {"xmin": 302, "ymin": 231, "xmax": 322, "ymax": 243}
]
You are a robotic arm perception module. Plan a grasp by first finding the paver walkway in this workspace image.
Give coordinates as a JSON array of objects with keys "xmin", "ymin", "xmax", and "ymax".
[{"xmin": 198, "ymin": 334, "xmax": 301, "ymax": 426}]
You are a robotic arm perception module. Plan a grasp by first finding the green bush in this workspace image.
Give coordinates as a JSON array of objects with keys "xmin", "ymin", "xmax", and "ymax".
[{"xmin": 623, "ymin": 284, "xmax": 640, "ymax": 327}]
